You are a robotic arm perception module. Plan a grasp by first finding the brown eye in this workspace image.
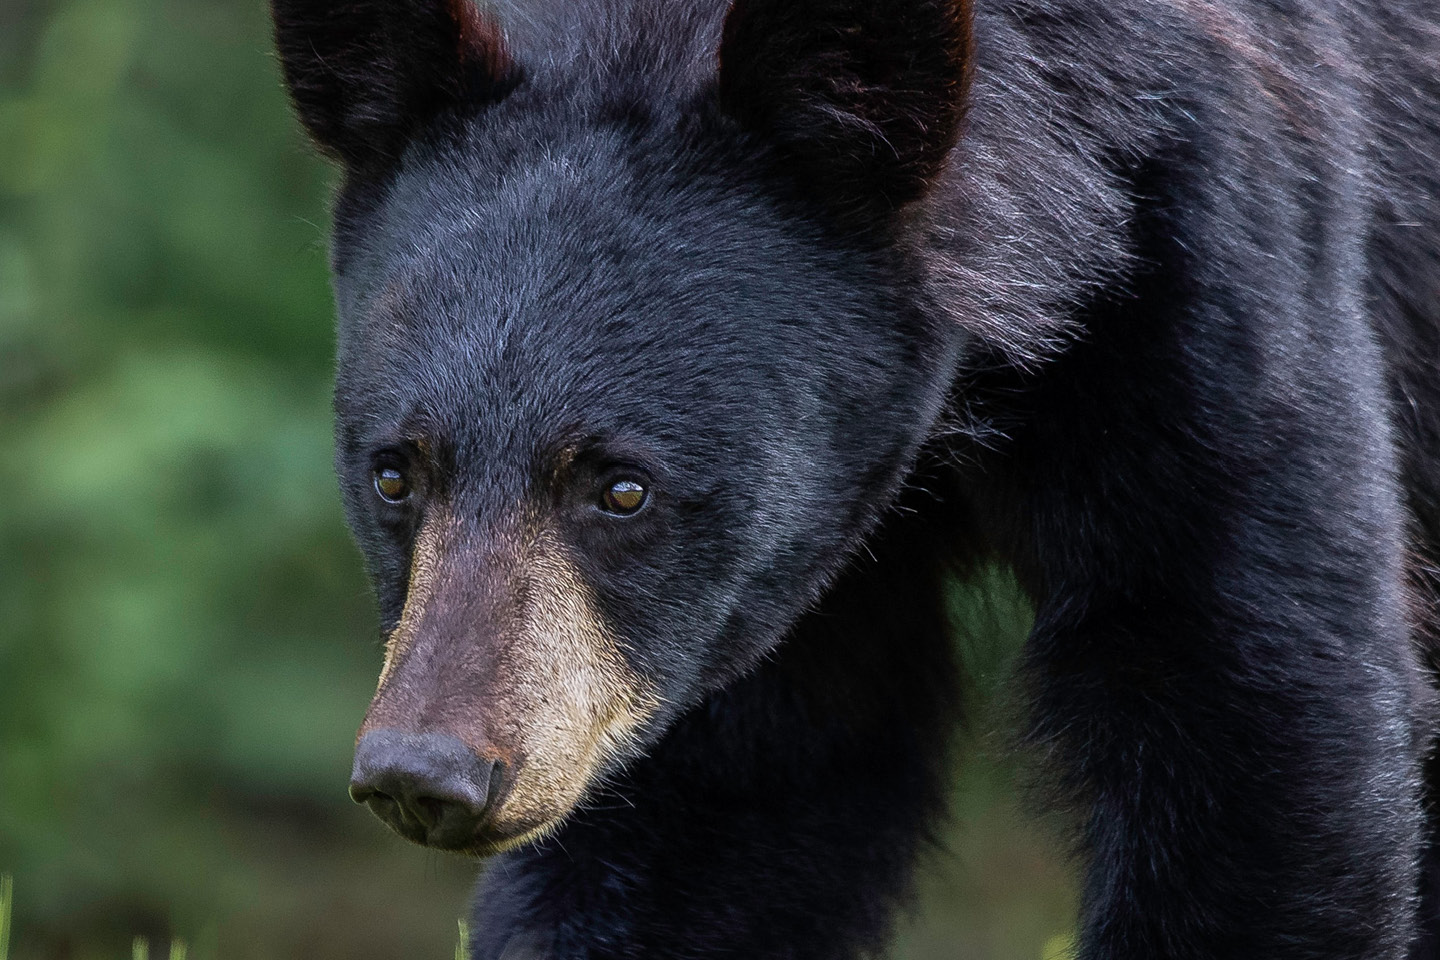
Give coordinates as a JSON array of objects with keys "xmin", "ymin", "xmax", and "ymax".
[
  {"xmin": 373, "ymin": 466, "xmax": 409, "ymax": 503},
  {"xmin": 600, "ymin": 478, "xmax": 647, "ymax": 516}
]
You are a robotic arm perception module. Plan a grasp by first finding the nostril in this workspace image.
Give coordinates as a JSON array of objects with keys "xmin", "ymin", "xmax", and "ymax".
[
  {"xmin": 413, "ymin": 795, "xmax": 446, "ymax": 830},
  {"xmin": 348, "ymin": 782, "xmax": 378, "ymax": 805},
  {"xmin": 364, "ymin": 792, "xmax": 401, "ymax": 826}
]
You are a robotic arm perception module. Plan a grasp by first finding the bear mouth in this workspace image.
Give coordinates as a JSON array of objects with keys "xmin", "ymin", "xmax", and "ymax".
[{"xmin": 361, "ymin": 788, "xmax": 560, "ymax": 857}]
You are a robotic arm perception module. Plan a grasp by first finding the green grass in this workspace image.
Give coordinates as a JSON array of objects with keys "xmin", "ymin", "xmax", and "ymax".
[
  {"xmin": 455, "ymin": 920, "xmax": 470, "ymax": 960},
  {"xmin": 131, "ymin": 937, "xmax": 188, "ymax": 960},
  {"xmin": 0, "ymin": 877, "xmax": 469, "ymax": 960},
  {"xmin": 1, "ymin": 874, "xmax": 13, "ymax": 960},
  {"xmin": 0, "ymin": 876, "xmax": 193, "ymax": 960},
  {"xmin": 1042, "ymin": 935, "xmax": 1076, "ymax": 960}
]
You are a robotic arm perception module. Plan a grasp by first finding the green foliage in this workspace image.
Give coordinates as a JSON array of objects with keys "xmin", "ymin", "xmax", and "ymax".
[
  {"xmin": 0, "ymin": 0, "xmax": 1073, "ymax": 956},
  {"xmin": 0, "ymin": 0, "xmax": 474, "ymax": 955}
]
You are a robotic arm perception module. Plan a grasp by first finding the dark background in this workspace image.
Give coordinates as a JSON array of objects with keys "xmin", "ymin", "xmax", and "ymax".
[{"xmin": 0, "ymin": 0, "xmax": 1076, "ymax": 956}]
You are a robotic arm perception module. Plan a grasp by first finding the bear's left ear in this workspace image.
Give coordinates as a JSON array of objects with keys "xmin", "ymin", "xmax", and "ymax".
[{"xmin": 718, "ymin": 0, "xmax": 972, "ymax": 218}]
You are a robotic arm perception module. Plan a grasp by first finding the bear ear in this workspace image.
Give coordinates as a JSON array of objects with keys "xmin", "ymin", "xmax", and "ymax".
[
  {"xmin": 717, "ymin": 0, "xmax": 972, "ymax": 218},
  {"xmin": 271, "ymin": 0, "xmax": 516, "ymax": 172}
]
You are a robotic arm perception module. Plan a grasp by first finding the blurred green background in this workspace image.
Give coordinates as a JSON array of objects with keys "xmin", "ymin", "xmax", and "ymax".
[{"xmin": 0, "ymin": 0, "xmax": 1075, "ymax": 956}]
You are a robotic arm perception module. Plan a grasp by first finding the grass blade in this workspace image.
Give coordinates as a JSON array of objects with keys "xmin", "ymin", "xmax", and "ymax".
[
  {"xmin": 0, "ymin": 874, "xmax": 13, "ymax": 960},
  {"xmin": 454, "ymin": 919, "xmax": 470, "ymax": 960}
]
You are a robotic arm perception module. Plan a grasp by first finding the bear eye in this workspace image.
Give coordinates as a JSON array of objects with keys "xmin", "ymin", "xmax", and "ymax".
[
  {"xmin": 599, "ymin": 478, "xmax": 648, "ymax": 516},
  {"xmin": 373, "ymin": 466, "xmax": 410, "ymax": 503}
]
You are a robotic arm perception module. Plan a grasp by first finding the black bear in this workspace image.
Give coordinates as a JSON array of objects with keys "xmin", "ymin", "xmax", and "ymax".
[{"xmin": 269, "ymin": 0, "xmax": 1440, "ymax": 956}]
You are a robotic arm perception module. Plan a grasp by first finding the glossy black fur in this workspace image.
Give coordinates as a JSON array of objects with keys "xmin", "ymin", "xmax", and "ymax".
[{"xmin": 270, "ymin": 0, "xmax": 1440, "ymax": 956}]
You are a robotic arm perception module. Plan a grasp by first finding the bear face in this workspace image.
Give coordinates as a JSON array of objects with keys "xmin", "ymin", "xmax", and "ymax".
[{"xmin": 319, "ymin": 60, "xmax": 965, "ymax": 849}]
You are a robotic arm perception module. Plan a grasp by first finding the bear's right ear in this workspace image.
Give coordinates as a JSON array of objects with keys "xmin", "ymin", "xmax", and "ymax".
[
  {"xmin": 271, "ymin": 0, "xmax": 516, "ymax": 172},
  {"xmin": 718, "ymin": 0, "xmax": 972, "ymax": 219}
]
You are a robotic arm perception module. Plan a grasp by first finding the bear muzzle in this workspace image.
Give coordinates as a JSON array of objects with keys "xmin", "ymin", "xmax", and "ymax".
[{"xmin": 349, "ymin": 515, "xmax": 662, "ymax": 854}]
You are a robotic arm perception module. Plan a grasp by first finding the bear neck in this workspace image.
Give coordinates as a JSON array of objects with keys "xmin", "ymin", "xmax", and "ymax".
[{"xmin": 466, "ymin": 496, "xmax": 964, "ymax": 960}]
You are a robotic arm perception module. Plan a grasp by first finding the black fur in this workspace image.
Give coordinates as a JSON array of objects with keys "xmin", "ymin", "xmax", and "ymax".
[
  {"xmin": 718, "ymin": 0, "xmax": 972, "ymax": 218},
  {"xmin": 270, "ymin": 0, "xmax": 1440, "ymax": 956},
  {"xmin": 272, "ymin": 0, "xmax": 518, "ymax": 171}
]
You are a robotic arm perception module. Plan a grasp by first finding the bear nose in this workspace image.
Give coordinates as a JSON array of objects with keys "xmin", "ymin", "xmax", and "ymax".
[{"xmin": 349, "ymin": 730, "xmax": 499, "ymax": 850}]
